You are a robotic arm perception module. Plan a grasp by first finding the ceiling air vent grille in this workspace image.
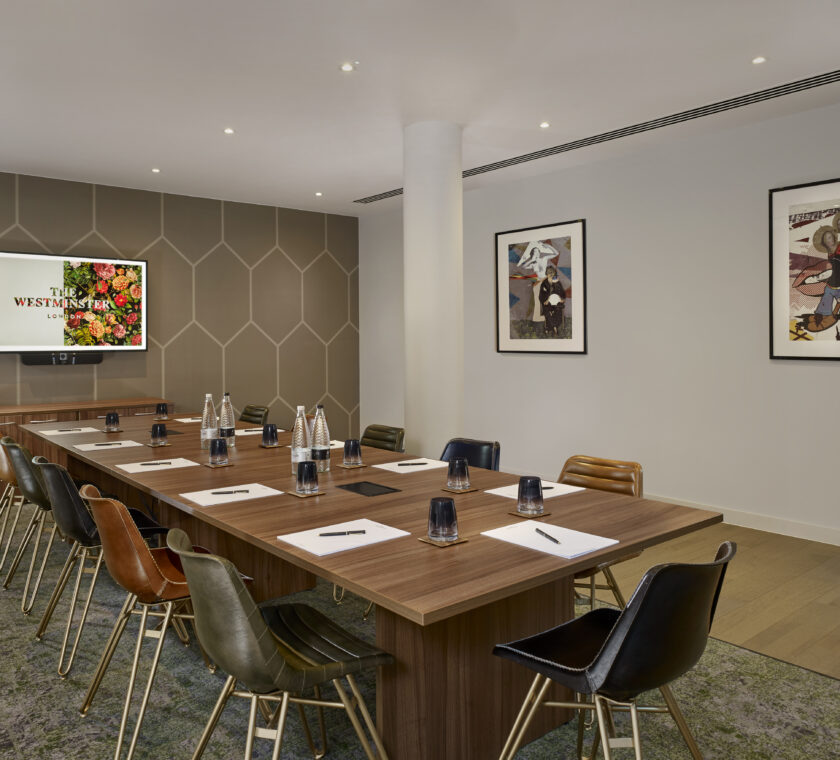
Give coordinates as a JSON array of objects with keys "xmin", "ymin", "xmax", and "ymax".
[{"xmin": 354, "ymin": 68, "xmax": 840, "ymax": 204}]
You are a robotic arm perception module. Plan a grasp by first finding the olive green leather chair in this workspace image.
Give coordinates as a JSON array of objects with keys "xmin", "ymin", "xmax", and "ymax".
[
  {"xmin": 166, "ymin": 528, "xmax": 393, "ymax": 759},
  {"xmin": 239, "ymin": 405, "xmax": 270, "ymax": 426},
  {"xmin": 360, "ymin": 424, "xmax": 405, "ymax": 453}
]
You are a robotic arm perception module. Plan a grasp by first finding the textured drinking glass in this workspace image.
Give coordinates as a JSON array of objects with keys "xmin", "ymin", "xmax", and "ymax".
[
  {"xmin": 150, "ymin": 423, "xmax": 167, "ymax": 447},
  {"xmin": 517, "ymin": 476, "xmax": 544, "ymax": 515},
  {"xmin": 155, "ymin": 402, "xmax": 169, "ymax": 420},
  {"xmin": 262, "ymin": 423, "xmax": 278, "ymax": 447},
  {"xmin": 446, "ymin": 457, "xmax": 470, "ymax": 490},
  {"xmin": 209, "ymin": 438, "xmax": 228, "ymax": 466},
  {"xmin": 104, "ymin": 412, "xmax": 120, "ymax": 432},
  {"xmin": 428, "ymin": 497, "xmax": 458, "ymax": 543},
  {"xmin": 296, "ymin": 460, "xmax": 319, "ymax": 494},
  {"xmin": 343, "ymin": 439, "xmax": 362, "ymax": 466}
]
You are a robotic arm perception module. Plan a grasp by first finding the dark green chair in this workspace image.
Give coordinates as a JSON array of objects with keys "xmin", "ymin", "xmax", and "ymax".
[
  {"xmin": 360, "ymin": 424, "xmax": 405, "ymax": 453},
  {"xmin": 166, "ymin": 528, "xmax": 393, "ymax": 759},
  {"xmin": 239, "ymin": 405, "xmax": 270, "ymax": 426}
]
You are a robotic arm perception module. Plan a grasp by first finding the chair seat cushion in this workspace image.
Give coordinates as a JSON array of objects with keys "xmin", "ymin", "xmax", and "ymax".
[
  {"xmin": 259, "ymin": 602, "xmax": 393, "ymax": 689},
  {"xmin": 493, "ymin": 607, "xmax": 620, "ymax": 695}
]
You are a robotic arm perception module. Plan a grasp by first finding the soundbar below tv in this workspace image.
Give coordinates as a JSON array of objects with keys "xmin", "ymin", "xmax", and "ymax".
[{"xmin": 0, "ymin": 250, "xmax": 148, "ymax": 358}]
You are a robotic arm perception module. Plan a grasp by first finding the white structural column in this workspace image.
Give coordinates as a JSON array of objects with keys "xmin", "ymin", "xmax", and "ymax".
[{"xmin": 402, "ymin": 121, "xmax": 464, "ymax": 456}]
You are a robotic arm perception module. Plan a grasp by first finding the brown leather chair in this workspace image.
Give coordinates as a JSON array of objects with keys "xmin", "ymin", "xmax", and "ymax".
[
  {"xmin": 0, "ymin": 437, "xmax": 27, "ymax": 575},
  {"xmin": 80, "ymin": 492, "xmax": 205, "ymax": 760},
  {"xmin": 558, "ymin": 455, "xmax": 644, "ymax": 609}
]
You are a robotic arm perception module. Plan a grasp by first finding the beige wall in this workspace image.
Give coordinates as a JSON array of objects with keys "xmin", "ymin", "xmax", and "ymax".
[{"xmin": 0, "ymin": 173, "xmax": 359, "ymax": 437}]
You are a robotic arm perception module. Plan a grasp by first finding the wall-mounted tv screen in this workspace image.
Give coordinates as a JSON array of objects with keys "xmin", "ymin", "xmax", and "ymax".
[{"xmin": 0, "ymin": 251, "xmax": 147, "ymax": 352}]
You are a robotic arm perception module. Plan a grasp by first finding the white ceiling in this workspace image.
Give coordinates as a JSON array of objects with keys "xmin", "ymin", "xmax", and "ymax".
[{"xmin": 2, "ymin": 0, "xmax": 840, "ymax": 216}]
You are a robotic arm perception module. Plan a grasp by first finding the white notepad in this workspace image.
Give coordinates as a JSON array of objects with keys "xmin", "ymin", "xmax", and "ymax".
[
  {"xmin": 373, "ymin": 457, "xmax": 449, "ymax": 474},
  {"xmin": 174, "ymin": 417, "xmax": 203, "ymax": 423},
  {"xmin": 180, "ymin": 483, "xmax": 283, "ymax": 507},
  {"xmin": 277, "ymin": 518, "xmax": 410, "ymax": 557},
  {"xmin": 40, "ymin": 427, "xmax": 100, "ymax": 436},
  {"xmin": 74, "ymin": 440, "xmax": 144, "ymax": 451},
  {"xmin": 284, "ymin": 440, "xmax": 344, "ymax": 449},
  {"xmin": 484, "ymin": 481, "xmax": 585, "ymax": 500},
  {"xmin": 116, "ymin": 458, "xmax": 200, "ymax": 473},
  {"xmin": 481, "ymin": 521, "xmax": 618, "ymax": 559}
]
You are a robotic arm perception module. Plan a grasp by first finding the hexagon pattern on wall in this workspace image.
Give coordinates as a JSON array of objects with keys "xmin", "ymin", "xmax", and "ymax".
[{"xmin": 3, "ymin": 175, "xmax": 360, "ymax": 431}]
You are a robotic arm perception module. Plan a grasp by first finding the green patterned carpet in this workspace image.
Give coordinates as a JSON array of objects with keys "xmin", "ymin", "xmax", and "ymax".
[{"xmin": 0, "ymin": 506, "xmax": 837, "ymax": 759}]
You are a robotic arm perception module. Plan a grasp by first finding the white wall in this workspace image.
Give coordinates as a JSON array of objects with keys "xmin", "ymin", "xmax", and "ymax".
[{"xmin": 360, "ymin": 102, "xmax": 840, "ymax": 544}]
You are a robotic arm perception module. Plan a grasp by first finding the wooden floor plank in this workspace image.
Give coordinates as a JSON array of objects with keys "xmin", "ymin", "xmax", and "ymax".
[{"xmin": 602, "ymin": 522, "xmax": 840, "ymax": 679}]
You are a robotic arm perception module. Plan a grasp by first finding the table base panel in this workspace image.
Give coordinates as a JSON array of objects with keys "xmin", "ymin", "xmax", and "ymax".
[{"xmin": 376, "ymin": 577, "xmax": 574, "ymax": 760}]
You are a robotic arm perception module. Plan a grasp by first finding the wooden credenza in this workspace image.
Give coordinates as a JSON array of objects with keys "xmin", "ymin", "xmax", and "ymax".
[{"xmin": 0, "ymin": 397, "xmax": 171, "ymax": 464}]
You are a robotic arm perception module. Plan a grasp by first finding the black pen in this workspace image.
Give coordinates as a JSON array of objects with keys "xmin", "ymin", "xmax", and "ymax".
[
  {"xmin": 542, "ymin": 486, "xmax": 554, "ymax": 490},
  {"xmin": 319, "ymin": 530, "xmax": 367, "ymax": 536},
  {"xmin": 95, "ymin": 442, "xmax": 121, "ymax": 446},
  {"xmin": 535, "ymin": 527, "xmax": 560, "ymax": 544},
  {"xmin": 242, "ymin": 428, "xmax": 264, "ymax": 432},
  {"xmin": 398, "ymin": 462, "xmax": 427, "ymax": 467},
  {"xmin": 57, "ymin": 428, "xmax": 82, "ymax": 432},
  {"xmin": 141, "ymin": 461, "xmax": 172, "ymax": 466},
  {"xmin": 211, "ymin": 490, "xmax": 250, "ymax": 495}
]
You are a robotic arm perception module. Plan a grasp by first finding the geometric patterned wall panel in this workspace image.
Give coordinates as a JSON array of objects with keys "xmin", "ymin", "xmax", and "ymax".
[{"xmin": 0, "ymin": 172, "xmax": 359, "ymax": 438}]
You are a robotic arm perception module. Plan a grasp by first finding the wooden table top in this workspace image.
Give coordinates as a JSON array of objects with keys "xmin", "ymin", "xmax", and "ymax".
[{"xmin": 23, "ymin": 417, "xmax": 722, "ymax": 626}]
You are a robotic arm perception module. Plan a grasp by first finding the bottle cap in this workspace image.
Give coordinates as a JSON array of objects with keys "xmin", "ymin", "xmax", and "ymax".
[{"xmin": 317, "ymin": 404, "xmax": 324, "ymax": 409}]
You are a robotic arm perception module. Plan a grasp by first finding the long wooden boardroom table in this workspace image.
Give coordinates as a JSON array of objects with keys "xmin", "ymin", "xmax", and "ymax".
[{"xmin": 22, "ymin": 416, "xmax": 722, "ymax": 760}]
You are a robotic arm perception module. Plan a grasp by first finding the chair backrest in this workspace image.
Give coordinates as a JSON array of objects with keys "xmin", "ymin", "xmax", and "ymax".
[
  {"xmin": 33, "ymin": 459, "xmax": 99, "ymax": 546},
  {"xmin": 591, "ymin": 541, "xmax": 736, "ymax": 701},
  {"xmin": 558, "ymin": 455, "xmax": 643, "ymax": 497},
  {"xmin": 1, "ymin": 440, "xmax": 51, "ymax": 510},
  {"xmin": 166, "ymin": 528, "xmax": 311, "ymax": 694},
  {"xmin": 86, "ymin": 496, "xmax": 187, "ymax": 604},
  {"xmin": 0, "ymin": 436, "xmax": 18, "ymax": 486},
  {"xmin": 360, "ymin": 424, "xmax": 405, "ymax": 453},
  {"xmin": 239, "ymin": 404, "xmax": 269, "ymax": 425},
  {"xmin": 440, "ymin": 437, "xmax": 501, "ymax": 471}
]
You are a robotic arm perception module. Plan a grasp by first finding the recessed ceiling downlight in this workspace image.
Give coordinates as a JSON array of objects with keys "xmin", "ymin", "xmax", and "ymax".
[
  {"xmin": 223, "ymin": 127, "xmax": 235, "ymax": 135},
  {"xmin": 151, "ymin": 168, "xmax": 161, "ymax": 173},
  {"xmin": 539, "ymin": 121, "xmax": 550, "ymax": 129},
  {"xmin": 752, "ymin": 56, "xmax": 766, "ymax": 64},
  {"xmin": 340, "ymin": 61, "xmax": 359, "ymax": 72}
]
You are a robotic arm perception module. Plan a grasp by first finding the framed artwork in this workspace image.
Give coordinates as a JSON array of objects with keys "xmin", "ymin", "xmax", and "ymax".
[
  {"xmin": 495, "ymin": 219, "xmax": 586, "ymax": 354},
  {"xmin": 770, "ymin": 178, "xmax": 840, "ymax": 360}
]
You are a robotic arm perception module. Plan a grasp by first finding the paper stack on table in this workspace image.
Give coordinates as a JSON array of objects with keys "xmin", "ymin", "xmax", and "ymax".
[
  {"xmin": 373, "ymin": 458, "xmax": 449, "ymax": 474},
  {"xmin": 180, "ymin": 482, "xmax": 283, "ymax": 507},
  {"xmin": 40, "ymin": 427, "xmax": 100, "ymax": 436},
  {"xmin": 481, "ymin": 521, "xmax": 617, "ymax": 559},
  {"xmin": 74, "ymin": 440, "xmax": 143, "ymax": 451},
  {"xmin": 484, "ymin": 481, "xmax": 584, "ymax": 500},
  {"xmin": 277, "ymin": 518, "xmax": 410, "ymax": 557},
  {"xmin": 116, "ymin": 458, "xmax": 200, "ymax": 473}
]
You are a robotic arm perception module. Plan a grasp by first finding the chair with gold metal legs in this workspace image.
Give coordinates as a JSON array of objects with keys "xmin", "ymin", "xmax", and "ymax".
[
  {"xmin": 558, "ymin": 454, "xmax": 644, "ymax": 610},
  {"xmin": 0, "ymin": 437, "xmax": 28, "ymax": 575},
  {"xmin": 32, "ymin": 460, "xmax": 168, "ymax": 678},
  {"xmin": 80, "ymin": 494, "xmax": 206, "ymax": 760},
  {"xmin": 1, "ymin": 439, "xmax": 61, "ymax": 614},
  {"xmin": 167, "ymin": 528, "xmax": 394, "ymax": 760},
  {"xmin": 493, "ymin": 542, "xmax": 736, "ymax": 760}
]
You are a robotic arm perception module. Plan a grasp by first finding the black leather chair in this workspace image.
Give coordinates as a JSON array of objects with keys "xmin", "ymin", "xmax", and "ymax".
[
  {"xmin": 239, "ymin": 405, "xmax": 270, "ymax": 426},
  {"xmin": 32, "ymin": 459, "xmax": 166, "ymax": 677},
  {"xmin": 493, "ymin": 542, "xmax": 736, "ymax": 760},
  {"xmin": 360, "ymin": 424, "xmax": 405, "ymax": 452},
  {"xmin": 166, "ymin": 528, "xmax": 393, "ymax": 759},
  {"xmin": 440, "ymin": 437, "xmax": 500, "ymax": 471},
  {"xmin": 1, "ymin": 439, "xmax": 60, "ymax": 614}
]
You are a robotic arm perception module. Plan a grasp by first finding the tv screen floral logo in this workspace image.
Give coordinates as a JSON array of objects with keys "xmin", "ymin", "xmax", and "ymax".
[{"xmin": 63, "ymin": 261, "xmax": 143, "ymax": 347}]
